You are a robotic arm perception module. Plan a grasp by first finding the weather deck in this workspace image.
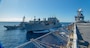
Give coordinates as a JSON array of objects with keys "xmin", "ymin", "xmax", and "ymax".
[
  {"xmin": 76, "ymin": 23, "xmax": 90, "ymax": 48},
  {"xmin": 77, "ymin": 23, "xmax": 90, "ymax": 43}
]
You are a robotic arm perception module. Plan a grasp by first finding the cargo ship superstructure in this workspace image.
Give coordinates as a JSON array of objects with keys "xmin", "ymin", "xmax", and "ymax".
[{"xmin": 25, "ymin": 17, "xmax": 61, "ymax": 33}]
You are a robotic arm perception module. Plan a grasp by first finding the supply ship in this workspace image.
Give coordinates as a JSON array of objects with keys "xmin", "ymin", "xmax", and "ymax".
[
  {"xmin": 25, "ymin": 17, "xmax": 62, "ymax": 40},
  {"xmin": 24, "ymin": 17, "xmax": 61, "ymax": 33}
]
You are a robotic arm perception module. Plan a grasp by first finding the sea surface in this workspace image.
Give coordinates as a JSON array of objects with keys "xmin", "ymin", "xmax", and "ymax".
[{"xmin": 0, "ymin": 22, "xmax": 71, "ymax": 48}]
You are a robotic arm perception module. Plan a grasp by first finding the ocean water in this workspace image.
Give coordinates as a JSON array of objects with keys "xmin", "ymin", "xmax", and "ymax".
[{"xmin": 0, "ymin": 22, "xmax": 71, "ymax": 48}]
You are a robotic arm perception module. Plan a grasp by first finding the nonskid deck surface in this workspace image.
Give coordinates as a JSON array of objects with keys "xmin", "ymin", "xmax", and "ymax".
[
  {"xmin": 77, "ymin": 23, "xmax": 90, "ymax": 43},
  {"xmin": 76, "ymin": 23, "xmax": 90, "ymax": 48}
]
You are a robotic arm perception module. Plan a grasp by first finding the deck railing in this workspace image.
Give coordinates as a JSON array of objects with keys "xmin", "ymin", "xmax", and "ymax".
[
  {"xmin": 73, "ymin": 23, "xmax": 78, "ymax": 48},
  {"xmin": 16, "ymin": 31, "xmax": 55, "ymax": 48}
]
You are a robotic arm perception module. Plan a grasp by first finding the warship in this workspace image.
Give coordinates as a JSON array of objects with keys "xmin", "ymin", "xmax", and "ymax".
[
  {"xmin": 4, "ymin": 16, "xmax": 25, "ymax": 30},
  {"xmin": 75, "ymin": 9, "xmax": 90, "ymax": 48},
  {"xmin": 24, "ymin": 17, "xmax": 61, "ymax": 33},
  {"xmin": 25, "ymin": 17, "xmax": 62, "ymax": 40}
]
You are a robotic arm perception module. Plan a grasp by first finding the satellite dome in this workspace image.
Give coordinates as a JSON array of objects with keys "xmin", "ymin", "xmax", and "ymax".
[{"xmin": 78, "ymin": 8, "xmax": 82, "ymax": 11}]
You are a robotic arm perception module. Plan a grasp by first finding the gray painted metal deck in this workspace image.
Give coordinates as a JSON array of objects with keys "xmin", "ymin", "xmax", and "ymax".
[
  {"xmin": 76, "ymin": 23, "xmax": 90, "ymax": 48},
  {"xmin": 77, "ymin": 23, "xmax": 90, "ymax": 43}
]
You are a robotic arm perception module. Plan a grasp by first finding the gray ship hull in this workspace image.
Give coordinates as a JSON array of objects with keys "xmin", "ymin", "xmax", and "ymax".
[
  {"xmin": 4, "ymin": 25, "xmax": 19, "ymax": 30},
  {"xmin": 24, "ymin": 22, "xmax": 61, "ymax": 33}
]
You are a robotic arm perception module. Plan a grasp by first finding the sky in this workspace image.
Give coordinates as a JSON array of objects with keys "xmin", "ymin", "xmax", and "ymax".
[{"xmin": 0, "ymin": 0, "xmax": 90, "ymax": 22}]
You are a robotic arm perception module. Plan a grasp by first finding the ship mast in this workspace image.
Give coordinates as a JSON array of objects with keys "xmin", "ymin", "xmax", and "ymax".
[
  {"xmin": 34, "ymin": 16, "xmax": 36, "ymax": 21},
  {"xmin": 23, "ymin": 16, "xmax": 25, "ymax": 22}
]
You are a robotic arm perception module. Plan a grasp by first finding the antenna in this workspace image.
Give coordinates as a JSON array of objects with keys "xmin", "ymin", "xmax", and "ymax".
[{"xmin": 34, "ymin": 16, "xmax": 36, "ymax": 21}]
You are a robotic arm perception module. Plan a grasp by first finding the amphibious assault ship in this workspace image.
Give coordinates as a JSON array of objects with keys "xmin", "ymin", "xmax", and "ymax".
[{"xmin": 74, "ymin": 9, "xmax": 90, "ymax": 48}]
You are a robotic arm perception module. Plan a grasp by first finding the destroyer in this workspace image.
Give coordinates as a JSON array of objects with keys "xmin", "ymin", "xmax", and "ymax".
[{"xmin": 4, "ymin": 16, "xmax": 25, "ymax": 30}]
